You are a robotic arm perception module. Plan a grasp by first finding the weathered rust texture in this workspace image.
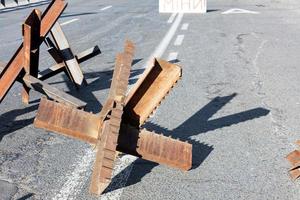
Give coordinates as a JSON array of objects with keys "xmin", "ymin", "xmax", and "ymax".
[
  {"xmin": 22, "ymin": 9, "xmax": 41, "ymax": 104},
  {"xmin": 123, "ymin": 58, "xmax": 182, "ymax": 127},
  {"xmin": 90, "ymin": 103, "xmax": 124, "ymax": 195},
  {"xmin": 50, "ymin": 22, "xmax": 85, "ymax": 86},
  {"xmin": 34, "ymin": 40, "xmax": 192, "ymax": 196},
  {"xmin": 89, "ymin": 40, "xmax": 135, "ymax": 195},
  {"xmin": 287, "ymin": 150, "xmax": 300, "ymax": 180},
  {"xmin": 89, "ymin": 120, "xmax": 112, "ymax": 194},
  {"xmin": 0, "ymin": 0, "xmax": 101, "ymax": 108},
  {"xmin": 286, "ymin": 140, "xmax": 300, "ymax": 180},
  {"xmin": 117, "ymin": 124, "xmax": 192, "ymax": 171},
  {"xmin": 23, "ymin": 75, "xmax": 86, "ymax": 108},
  {"xmin": 35, "ymin": 97, "xmax": 98, "ymax": 143},
  {"xmin": 0, "ymin": 0, "xmax": 67, "ymax": 103}
]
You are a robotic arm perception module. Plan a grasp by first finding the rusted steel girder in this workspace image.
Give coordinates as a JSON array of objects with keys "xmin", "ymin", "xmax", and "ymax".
[
  {"xmin": 0, "ymin": 0, "xmax": 100, "ymax": 107},
  {"xmin": 34, "ymin": 40, "xmax": 192, "ymax": 196},
  {"xmin": 0, "ymin": 0, "xmax": 67, "ymax": 103},
  {"xmin": 286, "ymin": 140, "xmax": 300, "ymax": 180},
  {"xmin": 21, "ymin": 9, "xmax": 41, "ymax": 104}
]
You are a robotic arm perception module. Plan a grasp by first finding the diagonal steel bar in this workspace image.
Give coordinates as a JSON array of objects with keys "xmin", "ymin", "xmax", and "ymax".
[{"xmin": 50, "ymin": 22, "xmax": 85, "ymax": 87}]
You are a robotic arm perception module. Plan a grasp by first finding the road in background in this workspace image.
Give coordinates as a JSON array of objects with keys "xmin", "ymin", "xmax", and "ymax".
[{"xmin": 1, "ymin": 0, "xmax": 300, "ymax": 199}]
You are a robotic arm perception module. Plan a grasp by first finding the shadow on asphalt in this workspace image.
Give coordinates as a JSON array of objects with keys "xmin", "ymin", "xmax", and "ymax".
[
  {"xmin": 0, "ymin": 104, "xmax": 38, "ymax": 141},
  {"xmin": 61, "ymin": 12, "xmax": 98, "ymax": 18},
  {"xmin": 17, "ymin": 193, "xmax": 34, "ymax": 200},
  {"xmin": 207, "ymin": 9, "xmax": 220, "ymax": 13},
  {"xmin": 169, "ymin": 58, "xmax": 180, "ymax": 64},
  {"xmin": 104, "ymin": 93, "xmax": 270, "ymax": 193}
]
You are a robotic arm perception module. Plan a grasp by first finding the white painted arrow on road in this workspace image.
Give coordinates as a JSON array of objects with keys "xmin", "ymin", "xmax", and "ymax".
[{"xmin": 222, "ymin": 8, "xmax": 259, "ymax": 15}]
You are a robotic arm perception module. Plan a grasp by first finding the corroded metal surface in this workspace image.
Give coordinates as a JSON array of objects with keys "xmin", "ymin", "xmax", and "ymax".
[
  {"xmin": 286, "ymin": 140, "xmax": 300, "ymax": 180},
  {"xmin": 0, "ymin": 0, "xmax": 67, "ymax": 103},
  {"xmin": 34, "ymin": 97, "xmax": 96, "ymax": 142},
  {"xmin": 50, "ymin": 22, "xmax": 85, "ymax": 87},
  {"xmin": 118, "ymin": 124, "xmax": 192, "ymax": 171},
  {"xmin": 123, "ymin": 58, "xmax": 182, "ymax": 127},
  {"xmin": 90, "ymin": 40, "xmax": 135, "ymax": 195},
  {"xmin": 0, "ymin": 0, "xmax": 98, "ymax": 107},
  {"xmin": 22, "ymin": 9, "xmax": 41, "ymax": 104},
  {"xmin": 34, "ymin": 40, "xmax": 192, "ymax": 196}
]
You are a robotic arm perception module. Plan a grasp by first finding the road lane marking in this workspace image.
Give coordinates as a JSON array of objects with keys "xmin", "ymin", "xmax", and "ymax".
[
  {"xmin": 148, "ymin": 13, "xmax": 184, "ymax": 63},
  {"xmin": 52, "ymin": 148, "xmax": 95, "ymax": 200},
  {"xmin": 101, "ymin": 5, "xmax": 112, "ymax": 11},
  {"xmin": 181, "ymin": 23, "xmax": 189, "ymax": 30},
  {"xmin": 174, "ymin": 34, "xmax": 184, "ymax": 46},
  {"xmin": 60, "ymin": 18, "xmax": 79, "ymax": 26},
  {"xmin": 167, "ymin": 52, "xmax": 178, "ymax": 61},
  {"xmin": 167, "ymin": 13, "xmax": 177, "ymax": 23},
  {"xmin": 222, "ymin": 8, "xmax": 259, "ymax": 15}
]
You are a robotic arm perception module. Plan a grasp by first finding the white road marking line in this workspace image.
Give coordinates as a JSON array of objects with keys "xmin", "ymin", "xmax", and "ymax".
[
  {"xmin": 51, "ymin": 12, "xmax": 184, "ymax": 200},
  {"xmin": 60, "ymin": 18, "xmax": 79, "ymax": 26},
  {"xmin": 101, "ymin": 5, "xmax": 112, "ymax": 11},
  {"xmin": 222, "ymin": 8, "xmax": 259, "ymax": 15},
  {"xmin": 148, "ymin": 13, "xmax": 184, "ymax": 63},
  {"xmin": 181, "ymin": 23, "xmax": 189, "ymax": 30},
  {"xmin": 174, "ymin": 35, "xmax": 184, "ymax": 46},
  {"xmin": 167, "ymin": 52, "xmax": 178, "ymax": 61},
  {"xmin": 167, "ymin": 13, "xmax": 177, "ymax": 23},
  {"xmin": 52, "ymin": 148, "xmax": 95, "ymax": 200}
]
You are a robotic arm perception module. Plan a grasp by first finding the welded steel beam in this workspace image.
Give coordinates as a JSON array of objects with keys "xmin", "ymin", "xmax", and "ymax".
[
  {"xmin": 21, "ymin": 9, "xmax": 41, "ymax": 104},
  {"xmin": 34, "ymin": 40, "xmax": 192, "ymax": 196},
  {"xmin": 0, "ymin": 0, "xmax": 67, "ymax": 103},
  {"xmin": 50, "ymin": 22, "xmax": 85, "ymax": 87}
]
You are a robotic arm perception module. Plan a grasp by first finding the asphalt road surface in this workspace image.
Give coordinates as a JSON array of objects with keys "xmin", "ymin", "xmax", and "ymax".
[{"xmin": 1, "ymin": 0, "xmax": 300, "ymax": 199}]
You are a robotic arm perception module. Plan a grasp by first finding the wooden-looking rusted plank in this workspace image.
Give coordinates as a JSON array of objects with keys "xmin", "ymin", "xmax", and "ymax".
[
  {"xmin": 51, "ymin": 22, "xmax": 84, "ymax": 86},
  {"xmin": 117, "ymin": 124, "xmax": 192, "ymax": 171},
  {"xmin": 38, "ymin": 45, "xmax": 101, "ymax": 81},
  {"xmin": 89, "ymin": 120, "xmax": 111, "ymax": 195},
  {"xmin": 123, "ymin": 59, "xmax": 181, "ymax": 127},
  {"xmin": 34, "ymin": 98, "xmax": 95, "ymax": 142},
  {"xmin": 286, "ymin": 150, "xmax": 300, "ymax": 180},
  {"xmin": 23, "ymin": 9, "xmax": 41, "ymax": 76},
  {"xmin": 22, "ymin": 9, "xmax": 41, "ymax": 104},
  {"xmin": 89, "ymin": 41, "xmax": 135, "ymax": 195},
  {"xmin": 0, "ymin": 0, "xmax": 67, "ymax": 103},
  {"xmin": 23, "ymin": 75, "xmax": 86, "ymax": 108},
  {"xmin": 97, "ymin": 41, "xmax": 135, "ymax": 121}
]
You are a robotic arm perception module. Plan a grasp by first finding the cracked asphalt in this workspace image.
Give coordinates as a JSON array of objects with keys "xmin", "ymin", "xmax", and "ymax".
[{"xmin": 1, "ymin": 0, "xmax": 300, "ymax": 199}]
